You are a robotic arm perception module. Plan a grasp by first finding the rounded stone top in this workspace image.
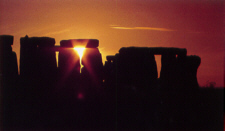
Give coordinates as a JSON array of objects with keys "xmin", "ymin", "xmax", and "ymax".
[
  {"xmin": 85, "ymin": 39, "xmax": 99, "ymax": 48},
  {"xmin": 36, "ymin": 37, "xmax": 55, "ymax": 47},
  {"xmin": 60, "ymin": 39, "xmax": 99, "ymax": 48},
  {"xmin": 60, "ymin": 40, "xmax": 73, "ymax": 47},
  {"xmin": 20, "ymin": 36, "xmax": 55, "ymax": 47}
]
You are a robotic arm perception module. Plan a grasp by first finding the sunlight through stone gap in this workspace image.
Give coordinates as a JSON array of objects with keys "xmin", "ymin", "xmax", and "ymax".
[
  {"xmin": 55, "ymin": 51, "xmax": 59, "ymax": 68},
  {"xmin": 74, "ymin": 47, "xmax": 85, "ymax": 73}
]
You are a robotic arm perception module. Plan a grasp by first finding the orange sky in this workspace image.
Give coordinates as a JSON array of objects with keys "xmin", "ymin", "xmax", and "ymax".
[{"xmin": 0, "ymin": 0, "xmax": 224, "ymax": 87}]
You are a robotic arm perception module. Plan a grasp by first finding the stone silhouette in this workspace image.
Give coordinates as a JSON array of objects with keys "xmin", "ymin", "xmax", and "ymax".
[
  {"xmin": 20, "ymin": 36, "xmax": 57, "ymax": 87},
  {"xmin": 19, "ymin": 36, "xmax": 57, "ymax": 129},
  {"xmin": 0, "ymin": 35, "xmax": 18, "ymax": 81},
  {"xmin": 103, "ymin": 55, "xmax": 116, "ymax": 88},
  {"xmin": 0, "ymin": 35, "xmax": 18, "ymax": 92},
  {"xmin": 20, "ymin": 35, "xmax": 39, "ymax": 83},
  {"xmin": 104, "ymin": 47, "xmax": 201, "ymax": 90},
  {"xmin": 160, "ymin": 48, "xmax": 187, "ymax": 89},
  {"xmin": 0, "ymin": 35, "xmax": 18, "ymax": 129},
  {"xmin": 81, "ymin": 39, "xmax": 103, "ymax": 90},
  {"xmin": 160, "ymin": 54, "xmax": 177, "ymax": 88},
  {"xmin": 2, "ymin": 34, "xmax": 223, "ymax": 131},
  {"xmin": 57, "ymin": 39, "xmax": 80, "ymax": 99},
  {"xmin": 178, "ymin": 55, "xmax": 201, "ymax": 88},
  {"xmin": 85, "ymin": 39, "xmax": 99, "ymax": 48},
  {"xmin": 37, "ymin": 38, "xmax": 56, "ymax": 77},
  {"xmin": 117, "ymin": 47, "xmax": 158, "ymax": 90}
]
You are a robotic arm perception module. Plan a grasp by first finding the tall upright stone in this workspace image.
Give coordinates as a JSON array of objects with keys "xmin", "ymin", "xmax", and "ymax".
[
  {"xmin": 20, "ymin": 35, "xmax": 39, "ymax": 84},
  {"xmin": 20, "ymin": 36, "xmax": 57, "ymax": 102},
  {"xmin": 0, "ymin": 35, "xmax": 18, "ymax": 86},
  {"xmin": 36, "ymin": 37, "xmax": 56, "ymax": 88},
  {"xmin": 81, "ymin": 39, "xmax": 103, "ymax": 89},
  {"xmin": 160, "ymin": 54, "xmax": 177, "ymax": 88},
  {"xmin": 183, "ymin": 55, "xmax": 201, "ymax": 88},
  {"xmin": 0, "ymin": 35, "xmax": 18, "ymax": 80},
  {"xmin": 158, "ymin": 48, "xmax": 187, "ymax": 89},
  {"xmin": 58, "ymin": 39, "xmax": 80, "ymax": 91},
  {"xmin": 104, "ymin": 55, "xmax": 116, "ymax": 88},
  {"xmin": 117, "ymin": 47, "xmax": 158, "ymax": 90},
  {"xmin": 175, "ymin": 54, "xmax": 201, "ymax": 89},
  {"xmin": 0, "ymin": 35, "xmax": 18, "ymax": 129},
  {"xmin": 20, "ymin": 36, "xmax": 57, "ymax": 86}
]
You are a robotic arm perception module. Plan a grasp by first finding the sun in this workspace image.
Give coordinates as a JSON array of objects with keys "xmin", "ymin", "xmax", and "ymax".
[
  {"xmin": 74, "ymin": 47, "xmax": 86, "ymax": 73},
  {"xmin": 74, "ymin": 47, "xmax": 85, "ymax": 59}
]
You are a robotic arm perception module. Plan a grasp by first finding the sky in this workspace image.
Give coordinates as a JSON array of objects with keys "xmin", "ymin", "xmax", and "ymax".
[{"xmin": 0, "ymin": 0, "xmax": 224, "ymax": 87}]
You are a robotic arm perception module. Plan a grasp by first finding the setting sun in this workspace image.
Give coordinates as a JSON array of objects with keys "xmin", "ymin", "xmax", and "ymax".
[
  {"xmin": 74, "ymin": 47, "xmax": 85, "ymax": 59},
  {"xmin": 74, "ymin": 47, "xmax": 86, "ymax": 73}
]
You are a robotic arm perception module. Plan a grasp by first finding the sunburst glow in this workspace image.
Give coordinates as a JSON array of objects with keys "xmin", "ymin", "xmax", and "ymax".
[
  {"xmin": 74, "ymin": 47, "xmax": 86, "ymax": 73},
  {"xmin": 74, "ymin": 47, "xmax": 85, "ymax": 59}
]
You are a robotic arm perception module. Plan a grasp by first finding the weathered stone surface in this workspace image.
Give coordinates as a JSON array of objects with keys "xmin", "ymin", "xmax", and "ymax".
[
  {"xmin": 0, "ymin": 35, "xmax": 18, "ymax": 79},
  {"xmin": 0, "ymin": 35, "xmax": 17, "ymax": 78},
  {"xmin": 60, "ymin": 40, "xmax": 73, "ymax": 47},
  {"xmin": 20, "ymin": 36, "xmax": 38, "ymax": 79},
  {"xmin": 104, "ymin": 55, "xmax": 117, "ymax": 88},
  {"xmin": 175, "ymin": 55, "xmax": 201, "ymax": 88},
  {"xmin": 0, "ymin": 35, "xmax": 19, "ymax": 130},
  {"xmin": 119, "ymin": 47, "xmax": 187, "ymax": 56},
  {"xmin": 22, "ymin": 37, "xmax": 55, "ymax": 47},
  {"xmin": 20, "ymin": 36, "xmax": 57, "ymax": 89},
  {"xmin": 184, "ymin": 55, "xmax": 201, "ymax": 88},
  {"xmin": 160, "ymin": 54, "xmax": 177, "ymax": 88},
  {"xmin": 37, "ymin": 37, "xmax": 55, "ymax": 47},
  {"xmin": 81, "ymin": 48, "xmax": 103, "ymax": 88},
  {"xmin": 117, "ymin": 47, "xmax": 158, "ymax": 89},
  {"xmin": 37, "ymin": 37, "xmax": 57, "ymax": 88},
  {"xmin": 60, "ymin": 39, "xmax": 94, "ymax": 47},
  {"xmin": 58, "ymin": 48, "xmax": 80, "ymax": 75},
  {"xmin": 58, "ymin": 40, "xmax": 80, "ymax": 90},
  {"xmin": 85, "ymin": 39, "xmax": 99, "ymax": 48},
  {"xmin": 106, "ymin": 47, "xmax": 201, "ymax": 90}
]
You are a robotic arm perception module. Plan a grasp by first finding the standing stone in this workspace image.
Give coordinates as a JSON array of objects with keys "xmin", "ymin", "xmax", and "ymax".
[
  {"xmin": 183, "ymin": 55, "xmax": 201, "ymax": 88},
  {"xmin": 58, "ymin": 40, "xmax": 80, "ymax": 95},
  {"xmin": 160, "ymin": 54, "xmax": 177, "ymax": 88},
  {"xmin": 36, "ymin": 37, "xmax": 56, "ymax": 88},
  {"xmin": 158, "ymin": 48, "xmax": 187, "ymax": 89},
  {"xmin": 117, "ymin": 47, "xmax": 158, "ymax": 90},
  {"xmin": 20, "ymin": 35, "xmax": 39, "ymax": 84},
  {"xmin": 0, "ymin": 35, "xmax": 18, "ymax": 80},
  {"xmin": 20, "ymin": 36, "xmax": 57, "ymax": 85},
  {"xmin": 0, "ymin": 35, "xmax": 18, "ymax": 129},
  {"xmin": 0, "ymin": 35, "xmax": 18, "ymax": 89},
  {"xmin": 81, "ymin": 47, "xmax": 103, "ymax": 89},
  {"xmin": 104, "ymin": 55, "xmax": 116, "ymax": 88},
  {"xmin": 85, "ymin": 39, "xmax": 99, "ymax": 48}
]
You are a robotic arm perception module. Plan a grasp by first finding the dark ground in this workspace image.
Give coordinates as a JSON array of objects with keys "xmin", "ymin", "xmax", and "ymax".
[{"xmin": 1, "ymin": 78, "xmax": 224, "ymax": 131}]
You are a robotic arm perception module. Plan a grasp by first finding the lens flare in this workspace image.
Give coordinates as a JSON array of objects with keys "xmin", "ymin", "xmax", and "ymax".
[
  {"xmin": 74, "ymin": 47, "xmax": 85, "ymax": 59},
  {"xmin": 77, "ymin": 92, "xmax": 84, "ymax": 100},
  {"xmin": 74, "ymin": 47, "xmax": 85, "ymax": 73}
]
